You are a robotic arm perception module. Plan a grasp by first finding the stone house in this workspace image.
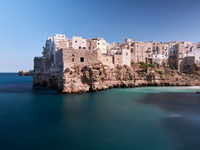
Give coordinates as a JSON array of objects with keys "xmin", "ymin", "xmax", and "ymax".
[{"xmin": 86, "ymin": 38, "xmax": 107, "ymax": 54}]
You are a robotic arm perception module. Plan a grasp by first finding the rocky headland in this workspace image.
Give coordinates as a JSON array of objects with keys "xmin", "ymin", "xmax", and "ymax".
[
  {"xmin": 18, "ymin": 70, "xmax": 33, "ymax": 76},
  {"xmin": 33, "ymin": 63, "xmax": 200, "ymax": 94}
]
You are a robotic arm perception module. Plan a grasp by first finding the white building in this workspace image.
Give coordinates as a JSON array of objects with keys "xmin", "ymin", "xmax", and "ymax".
[
  {"xmin": 87, "ymin": 38, "xmax": 107, "ymax": 54},
  {"xmin": 96, "ymin": 38, "xmax": 107, "ymax": 54},
  {"xmin": 168, "ymin": 41, "xmax": 178, "ymax": 57},
  {"xmin": 121, "ymin": 49, "xmax": 131, "ymax": 66},
  {"xmin": 71, "ymin": 36, "xmax": 86, "ymax": 49},
  {"xmin": 185, "ymin": 48, "xmax": 200, "ymax": 64},
  {"xmin": 124, "ymin": 38, "xmax": 132, "ymax": 45}
]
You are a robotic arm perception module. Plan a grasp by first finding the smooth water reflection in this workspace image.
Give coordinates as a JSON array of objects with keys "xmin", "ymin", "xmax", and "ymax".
[{"xmin": 0, "ymin": 73, "xmax": 200, "ymax": 150}]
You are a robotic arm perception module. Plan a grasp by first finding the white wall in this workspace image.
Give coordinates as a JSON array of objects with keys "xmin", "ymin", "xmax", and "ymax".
[
  {"xmin": 122, "ymin": 49, "xmax": 130, "ymax": 66},
  {"xmin": 186, "ymin": 48, "xmax": 200, "ymax": 63},
  {"xmin": 97, "ymin": 38, "xmax": 107, "ymax": 54}
]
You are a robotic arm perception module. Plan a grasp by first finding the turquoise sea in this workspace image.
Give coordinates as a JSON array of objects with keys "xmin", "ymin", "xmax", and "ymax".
[{"xmin": 0, "ymin": 73, "xmax": 200, "ymax": 150}]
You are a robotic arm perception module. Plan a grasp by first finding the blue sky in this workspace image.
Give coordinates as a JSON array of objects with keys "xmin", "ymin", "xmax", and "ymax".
[{"xmin": 0, "ymin": 0, "xmax": 200, "ymax": 72}]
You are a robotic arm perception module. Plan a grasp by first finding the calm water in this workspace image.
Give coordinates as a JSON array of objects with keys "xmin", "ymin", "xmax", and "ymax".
[{"xmin": 0, "ymin": 73, "xmax": 200, "ymax": 150}]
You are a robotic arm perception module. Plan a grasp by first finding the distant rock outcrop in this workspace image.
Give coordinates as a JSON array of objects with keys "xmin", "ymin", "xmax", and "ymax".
[{"xmin": 18, "ymin": 70, "xmax": 33, "ymax": 76}]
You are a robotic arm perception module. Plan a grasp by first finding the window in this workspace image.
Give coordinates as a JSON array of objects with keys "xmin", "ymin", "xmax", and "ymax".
[
  {"xmin": 80, "ymin": 57, "xmax": 84, "ymax": 62},
  {"xmin": 89, "ymin": 47, "xmax": 90, "ymax": 49},
  {"xmin": 170, "ymin": 51, "xmax": 172, "ymax": 54},
  {"xmin": 166, "ymin": 52, "xmax": 167, "ymax": 55},
  {"xmin": 137, "ymin": 45, "xmax": 138, "ymax": 47},
  {"xmin": 72, "ymin": 54, "xmax": 74, "ymax": 57},
  {"xmin": 182, "ymin": 55, "xmax": 183, "ymax": 58},
  {"xmin": 75, "ymin": 40, "xmax": 77, "ymax": 43},
  {"xmin": 98, "ymin": 43, "xmax": 100, "ymax": 45},
  {"xmin": 157, "ymin": 51, "xmax": 158, "ymax": 54},
  {"xmin": 83, "ymin": 47, "xmax": 86, "ymax": 49},
  {"xmin": 72, "ymin": 58, "xmax": 74, "ymax": 62},
  {"xmin": 126, "ymin": 52, "xmax": 128, "ymax": 56},
  {"xmin": 79, "ymin": 46, "xmax": 81, "ymax": 49},
  {"xmin": 107, "ymin": 59, "xmax": 108, "ymax": 61},
  {"xmin": 173, "ymin": 51, "xmax": 175, "ymax": 54}
]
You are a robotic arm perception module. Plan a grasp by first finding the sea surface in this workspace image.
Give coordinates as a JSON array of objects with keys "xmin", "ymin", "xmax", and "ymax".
[{"xmin": 0, "ymin": 73, "xmax": 200, "ymax": 150}]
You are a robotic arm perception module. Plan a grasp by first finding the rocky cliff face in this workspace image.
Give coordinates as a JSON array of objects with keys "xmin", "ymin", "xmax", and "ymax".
[{"xmin": 33, "ymin": 63, "xmax": 200, "ymax": 94}]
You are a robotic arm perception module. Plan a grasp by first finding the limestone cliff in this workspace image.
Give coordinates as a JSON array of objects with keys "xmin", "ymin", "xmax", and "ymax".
[{"xmin": 33, "ymin": 63, "xmax": 200, "ymax": 94}]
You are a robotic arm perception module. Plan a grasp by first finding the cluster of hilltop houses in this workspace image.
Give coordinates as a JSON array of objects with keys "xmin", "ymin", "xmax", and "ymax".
[{"xmin": 34, "ymin": 34, "xmax": 200, "ymax": 73}]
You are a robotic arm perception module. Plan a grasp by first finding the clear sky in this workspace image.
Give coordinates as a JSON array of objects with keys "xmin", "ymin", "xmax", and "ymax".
[{"xmin": 0, "ymin": 0, "xmax": 200, "ymax": 72}]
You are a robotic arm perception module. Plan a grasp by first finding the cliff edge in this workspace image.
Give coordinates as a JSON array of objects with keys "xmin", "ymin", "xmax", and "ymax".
[{"xmin": 33, "ymin": 63, "xmax": 200, "ymax": 94}]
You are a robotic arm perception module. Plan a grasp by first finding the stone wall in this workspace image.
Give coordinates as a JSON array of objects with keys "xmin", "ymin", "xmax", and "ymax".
[
  {"xmin": 114, "ymin": 55, "xmax": 123, "ymax": 66},
  {"xmin": 102, "ymin": 55, "xmax": 114, "ymax": 66},
  {"xmin": 169, "ymin": 58, "xmax": 176, "ymax": 67},
  {"xmin": 62, "ymin": 48, "xmax": 101, "ymax": 69},
  {"xmin": 179, "ymin": 56, "xmax": 195, "ymax": 71},
  {"xmin": 34, "ymin": 57, "xmax": 44, "ymax": 72}
]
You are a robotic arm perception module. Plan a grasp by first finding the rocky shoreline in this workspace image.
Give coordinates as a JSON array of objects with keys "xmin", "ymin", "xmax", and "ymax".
[
  {"xmin": 18, "ymin": 70, "xmax": 33, "ymax": 76},
  {"xmin": 33, "ymin": 63, "xmax": 200, "ymax": 94}
]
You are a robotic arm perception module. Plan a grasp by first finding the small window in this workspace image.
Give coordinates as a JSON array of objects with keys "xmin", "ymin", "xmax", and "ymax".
[
  {"xmin": 98, "ymin": 43, "xmax": 100, "ymax": 45},
  {"xmin": 72, "ymin": 58, "xmax": 74, "ymax": 62},
  {"xmin": 83, "ymin": 47, "xmax": 86, "ymax": 49},
  {"xmin": 173, "ymin": 51, "xmax": 175, "ymax": 54},
  {"xmin": 75, "ymin": 40, "xmax": 77, "ymax": 43},
  {"xmin": 80, "ymin": 57, "xmax": 84, "ymax": 62},
  {"xmin": 79, "ymin": 46, "xmax": 81, "ymax": 49},
  {"xmin": 89, "ymin": 47, "xmax": 90, "ymax": 49},
  {"xmin": 126, "ymin": 52, "xmax": 128, "ymax": 56},
  {"xmin": 72, "ymin": 54, "xmax": 74, "ymax": 57},
  {"xmin": 107, "ymin": 59, "xmax": 108, "ymax": 61}
]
